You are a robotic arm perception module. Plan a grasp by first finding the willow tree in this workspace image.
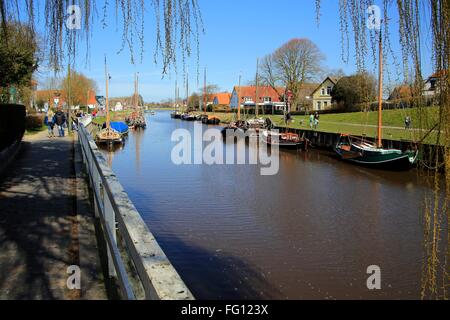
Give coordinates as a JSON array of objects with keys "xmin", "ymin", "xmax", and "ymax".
[
  {"xmin": 316, "ymin": 0, "xmax": 449, "ymax": 300},
  {"xmin": 0, "ymin": 0, "xmax": 203, "ymax": 75}
]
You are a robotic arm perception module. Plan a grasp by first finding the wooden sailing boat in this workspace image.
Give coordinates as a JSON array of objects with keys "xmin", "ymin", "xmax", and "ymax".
[
  {"xmin": 171, "ymin": 80, "xmax": 182, "ymax": 119},
  {"xmin": 96, "ymin": 58, "xmax": 123, "ymax": 145},
  {"xmin": 126, "ymin": 73, "xmax": 147, "ymax": 129},
  {"xmin": 334, "ymin": 24, "xmax": 418, "ymax": 170},
  {"xmin": 181, "ymin": 71, "xmax": 196, "ymax": 121}
]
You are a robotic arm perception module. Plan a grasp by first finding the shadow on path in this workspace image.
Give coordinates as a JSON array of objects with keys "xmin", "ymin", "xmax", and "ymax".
[{"xmin": 0, "ymin": 134, "xmax": 104, "ymax": 299}]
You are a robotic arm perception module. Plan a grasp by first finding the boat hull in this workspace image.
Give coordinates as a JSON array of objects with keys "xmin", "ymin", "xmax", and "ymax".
[
  {"xmin": 261, "ymin": 130, "xmax": 307, "ymax": 150},
  {"xmin": 334, "ymin": 147, "xmax": 418, "ymax": 170}
]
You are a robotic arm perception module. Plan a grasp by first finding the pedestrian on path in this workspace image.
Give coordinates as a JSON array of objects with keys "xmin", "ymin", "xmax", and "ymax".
[
  {"xmin": 45, "ymin": 109, "xmax": 55, "ymax": 138},
  {"xmin": 54, "ymin": 108, "xmax": 67, "ymax": 137},
  {"xmin": 309, "ymin": 113, "xmax": 314, "ymax": 129},
  {"xmin": 405, "ymin": 116, "xmax": 411, "ymax": 130},
  {"xmin": 313, "ymin": 112, "xmax": 320, "ymax": 130}
]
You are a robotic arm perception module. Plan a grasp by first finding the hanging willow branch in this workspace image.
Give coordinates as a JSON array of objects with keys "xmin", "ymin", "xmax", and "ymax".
[
  {"xmin": 0, "ymin": 0, "xmax": 203, "ymax": 74},
  {"xmin": 316, "ymin": 0, "xmax": 449, "ymax": 300}
]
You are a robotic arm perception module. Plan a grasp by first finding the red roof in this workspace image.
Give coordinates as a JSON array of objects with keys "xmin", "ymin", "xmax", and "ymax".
[
  {"xmin": 213, "ymin": 92, "xmax": 231, "ymax": 105},
  {"xmin": 429, "ymin": 70, "xmax": 447, "ymax": 79},
  {"xmin": 87, "ymin": 90, "xmax": 97, "ymax": 105},
  {"xmin": 35, "ymin": 90, "xmax": 67, "ymax": 107},
  {"xmin": 234, "ymin": 86, "xmax": 284, "ymax": 103}
]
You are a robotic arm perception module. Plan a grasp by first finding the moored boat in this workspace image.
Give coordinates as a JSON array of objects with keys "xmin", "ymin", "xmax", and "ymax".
[
  {"xmin": 334, "ymin": 135, "xmax": 418, "ymax": 170},
  {"xmin": 103, "ymin": 121, "xmax": 129, "ymax": 135},
  {"xmin": 171, "ymin": 111, "xmax": 182, "ymax": 119},
  {"xmin": 262, "ymin": 130, "xmax": 309, "ymax": 150},
  {"xmin": 96, "ymin": 57, "xmax": 123, "ymax": 146},
  {"xmin": 203, "ymin": 115, "xmax": 221, "ymax": 125},
  {"xmin": 96, "ymin": 127, "xmax": 123, "ymax": 145},
  {"xmin": 181, "ymin": 113, "xmax": 196, "ymax": 121},
  {"xmin": 333, "ymin": 24, "xmax": 418, "ymax": 170}
]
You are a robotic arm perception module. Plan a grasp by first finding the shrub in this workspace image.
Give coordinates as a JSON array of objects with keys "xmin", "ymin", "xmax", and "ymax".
[
  {"xmin": 25, "ymin": 114, "xmax": 44, "ymax": 131},
  {"xmin": 0, "ymin": 104, "xmax": 26, "ymax": 151}
]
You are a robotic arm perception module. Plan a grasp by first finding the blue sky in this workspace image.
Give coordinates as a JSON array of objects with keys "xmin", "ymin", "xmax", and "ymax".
[{"xmin": 35, "ymin": 0, "xmax": 433, "ymax": 102}]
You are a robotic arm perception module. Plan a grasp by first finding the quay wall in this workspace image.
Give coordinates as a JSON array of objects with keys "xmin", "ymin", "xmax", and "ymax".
[{"xmin": 78, "ymin": 124, "xmax": 194, "ymax": 300}]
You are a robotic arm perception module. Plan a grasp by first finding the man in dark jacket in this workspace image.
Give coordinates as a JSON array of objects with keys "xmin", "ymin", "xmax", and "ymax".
[{"xmin": 54, "ymin": 108, "xmax": 67, "ymax": 137}]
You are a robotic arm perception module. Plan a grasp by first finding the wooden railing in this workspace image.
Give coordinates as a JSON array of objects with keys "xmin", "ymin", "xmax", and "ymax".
[{"xmin": 78, "ymin": 125, "xmax": 194, "ymax": 300}]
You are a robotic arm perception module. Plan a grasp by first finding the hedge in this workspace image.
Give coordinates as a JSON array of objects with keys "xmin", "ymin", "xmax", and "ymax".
[
  {"xmin": 25, "ymin": 114, "xmax": 44, "ymax": 131},
  {"xmin": 0, "ymin": 104, "xmax": 26, "ymax": 152}
]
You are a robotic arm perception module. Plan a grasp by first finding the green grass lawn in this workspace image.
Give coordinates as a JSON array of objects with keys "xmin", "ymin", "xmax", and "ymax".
[{"xmin": 92, "ymin": 110, "xmax": 133, "ymax": 125}]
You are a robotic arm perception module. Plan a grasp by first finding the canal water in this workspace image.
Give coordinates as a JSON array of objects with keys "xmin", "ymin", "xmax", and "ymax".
[{"xmin": 101, "ymin": 111, "xmax": 431, "ymax": 299}]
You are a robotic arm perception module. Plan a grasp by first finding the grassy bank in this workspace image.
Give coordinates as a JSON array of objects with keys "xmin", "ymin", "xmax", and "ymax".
[
  {"xmin": 92, "ymin": 110, "xmax": 133, "ymax": 125},
  {"xmin": 196, "ymin": 107, "xmax": 441, "ymax": 144}
]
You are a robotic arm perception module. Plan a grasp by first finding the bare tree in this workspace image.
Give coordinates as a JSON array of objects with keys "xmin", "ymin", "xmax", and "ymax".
[{"xmin": 260, "ymin": 38, "xmax": 324, "ymax": 109}]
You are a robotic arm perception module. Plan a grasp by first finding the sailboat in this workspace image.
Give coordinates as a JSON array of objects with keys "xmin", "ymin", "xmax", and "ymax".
[
  {"xmin": 171, "ymin": 80, "xmax": 182, "ymax": 119},
  {"xmin": 334, "ymin": 24, "xmax": 418, "ymax": 170},
  {"xmin": 96, "ymin": 58, "xmax": 123, "ymax": 145},
  {"xmin": 126, "ymin": 73, "xmax": 147, "ymax": 129}
]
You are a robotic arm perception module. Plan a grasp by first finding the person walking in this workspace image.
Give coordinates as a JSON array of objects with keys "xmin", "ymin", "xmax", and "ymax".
[
  {"xmin": 54, "ymin": 108, "xmax": 67, "ymax": 137},
  {"xmin": 309, "ymin": 113, "xmax": 314, "ymax": 129},
  {"xmin": 45, "ymin": 109, "xmax": 55, "ymax": 138},
  {"xmin": 314, "ymin": 112, "xmax": 320, "ymax": 130},
  {"xmin": 405, "ymin": 116, "xmax": 411, "ymax": 129}
]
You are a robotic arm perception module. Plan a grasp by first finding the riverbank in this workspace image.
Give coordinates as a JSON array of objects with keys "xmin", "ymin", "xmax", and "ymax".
[
  {"xmin": 193, "ymin": 106, "xmax": 441, "ymax": 144},
  {"xmin": 92, "ymin": 110, "xmax": 134, "ymax": 126}
]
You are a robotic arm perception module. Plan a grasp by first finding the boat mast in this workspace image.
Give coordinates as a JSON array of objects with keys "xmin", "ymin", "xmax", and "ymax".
[
  {"xmin": 134, "ymin": 72, "xmax": 138, "ymax": 109},
  {"xmin": 255, "ymin": 58, "xmax": 259, "ymax": 118},
  {"xmin": 105, "ymin": 57, "xmax": 110, "ymax": 130},
  {"xmin": 136, "ymin": 72, "xmax": 139, "ymax": 108},
  {"xmin": 377, "ymin": 22, "xmax": 383, "ymax": 148},
  {"xmin": 204, "ymin": 67, "xmax": 207, "ymax": 113},
  {"xmin": 186, "ymin": 71, "xmax": 189, "ymax": 111},
  {"xmin": 174, "ymin": 79, "xmax": 177, "ymax": 111},
  {"xmin": 237, "ymin": 74, "xmax": 241, "ymax": 121}
]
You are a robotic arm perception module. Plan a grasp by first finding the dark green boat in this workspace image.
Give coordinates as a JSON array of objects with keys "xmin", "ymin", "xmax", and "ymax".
[
  {"xmin": 334, "ymin": 135, "xmax": 418, "ymax": 170},
  {"xmin": 334, "ymin": 24, "xmax": 418, "ymax": 171}
]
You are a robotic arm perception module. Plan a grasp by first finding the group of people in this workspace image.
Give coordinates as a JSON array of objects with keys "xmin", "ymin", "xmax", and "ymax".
[
  {"xmin": 44, "ymin": 108, "xmax": 67, "ymax": 138},
  {"xmin": 309, "ymin": 112, "xmax": 320, "ymax": 130}
]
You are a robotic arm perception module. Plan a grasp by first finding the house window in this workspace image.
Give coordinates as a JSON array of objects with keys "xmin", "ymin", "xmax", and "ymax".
[
  {"xmin": 263, "ymin": 97, "xmax": 272, "ymax": 103},
  {"xmin": 324, "ymin": 101, "xmax": 328, "ymax": 108},
  {"xmin": 321, "ymin": 88, "xmax": 325, "ymax": 95},
  {"xmin": 327, "ymin": 86, "xmax": 332, "ymax": 95},
  {"xmin": 430, "ymin": 79, "xmax": 436, "ymax": 90},
  {"xmin": 317, "ymin": 102, "xmax": 322, "ymax": 110}
]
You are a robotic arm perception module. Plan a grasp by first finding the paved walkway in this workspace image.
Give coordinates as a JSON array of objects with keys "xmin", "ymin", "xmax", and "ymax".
[{"xmin": 0, "ymin": 131, "xmax": 107, "ymax": 300}]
